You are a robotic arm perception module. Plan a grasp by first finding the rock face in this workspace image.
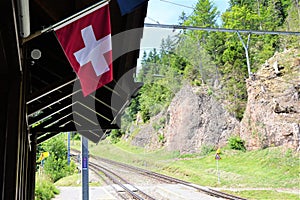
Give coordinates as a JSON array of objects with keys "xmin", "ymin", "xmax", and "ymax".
[
  {"xmin": 129, "ymin": 84, "xmax": 239, "ymax": 154},
  {"xmin": 130, "ymin": 49, "xmax": 300, "ymax": 152},
  {"xmin": 129, "ymin": 113, "xmax": 164, "ymax": 150},
  {"xmin": 164, "ymin": 85, "xmax": 239, "ymax": 154},
  {"xmin": 240, "ymin": 49, "xmax": 300, "ymax": 150}
]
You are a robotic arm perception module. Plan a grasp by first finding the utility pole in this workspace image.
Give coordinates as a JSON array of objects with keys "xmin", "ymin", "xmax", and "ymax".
[
  {"xmin": 67, "ymin": 132, "xmax": 71, "ymax": 165},
  {"xmin": 81, "ymin": 136, "xmax": 89, "ymax": 200}
]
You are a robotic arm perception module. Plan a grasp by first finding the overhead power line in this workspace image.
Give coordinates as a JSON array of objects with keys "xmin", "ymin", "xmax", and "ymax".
[
  {"xmin": 160, "ymin": 0, "xmax": 194, "ymax": 9},
  {"xmin": 144, "ymin": 23, "xmax": 300, "ymax": 36},
  {"xmin": 143, "ymin": 23, "xmax": 300, "ymax": 79},
  {"xmin": 146, "ymin": 16, "xmax": 160, "ymax": 24}
]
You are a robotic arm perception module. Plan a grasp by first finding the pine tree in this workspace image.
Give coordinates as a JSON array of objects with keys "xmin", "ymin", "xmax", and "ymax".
[{"xmin": 184, "ymin": 0, "xmax": 219, "ymax": 27}]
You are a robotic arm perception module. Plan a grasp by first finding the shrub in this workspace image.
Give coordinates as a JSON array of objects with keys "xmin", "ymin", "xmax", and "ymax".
[
  {"xmin": 158, "ymin": 133, "xmax": 165, "ymax": 143},
  {"xmin": 152, "ymin": 122, "xmax": 162, "ymax": 132},
  {"xmin": 40, "ymin": 134, "xmax": 76, "ymax": 182},
  {"xmin": 207, "ymin": 88, "xmax": 213, "ymax": 96},
  {"xmin": 109, "ymin": 129, "xmax": 123, "ymax": 144},
  {"xmin": 44, "ymin": 157, "xmax": 76, "ymax": 182},
  {"xmin": 72, "ymin": 133, "xmax": 81, "ymax": 140},
  {"xmin": 200, "ymin": 144, "xmax": 215, "ymax": 156},
  {"xmin": 35, "ymin": 176, "xmax": 59, "ymax": 200},
  {"xmin": 159, "ymin": 117, "xmax": 166, "ymax": 126},
  {"xmin": 228, "ymin": 136, "xmax": 246, "ymax": 152}
]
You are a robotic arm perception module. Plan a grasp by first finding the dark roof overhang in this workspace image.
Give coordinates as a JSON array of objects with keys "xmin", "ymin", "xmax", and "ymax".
[{"xmin": 25, "ymin": 0, "xmax": 148, "ymax": 143}]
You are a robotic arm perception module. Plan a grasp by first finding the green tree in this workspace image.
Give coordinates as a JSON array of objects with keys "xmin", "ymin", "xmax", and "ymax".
[
  {"xmin": 132, "ymin": 36, "xmax": 189, "ymax": 123},
  {"xmin": 217, "ymin": 0, "xmax": 293, "ymax": 119},
  {"xmin": 180, "ymin": 0, "xmax": 220, "ymax": 84},
  {"xmin": 41, "ymin": 134, "xmax": 76, "ymax": 182},
  {"xmin": 122, "ymin": 0, "xmax": 297, "ymax": 132},
  {"xmin": 184, "ymin": 0, "xmax": 219, "ymax": 27},
  {"xmin": 279, "ymin": 1, "xmax": 300, "ymax": 48},
  {"xmin": 217, "ymin": 6, "xmax": 256, "ymax": 119},
  {"xmin": 222, "ymin": 5, "xmax": 260, "ymax": 29}
]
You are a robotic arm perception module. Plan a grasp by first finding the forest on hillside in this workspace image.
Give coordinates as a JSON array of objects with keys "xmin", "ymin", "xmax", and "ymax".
[{"xmin": 115, "ymin": 0, "xmax": 300, "ymax": 139}]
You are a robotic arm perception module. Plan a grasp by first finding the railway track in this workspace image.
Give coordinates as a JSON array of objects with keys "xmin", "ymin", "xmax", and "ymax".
[
  {"xmin": 71, "ymin": 149, "xmax": 247, "ymax": 200},
  {"xmin": 89, "ymin": 162, "xmax": 156, "ymax": 200},
  {"xmin": 91, "ymin": 156, "xmax": 246, "ymax": 200}
]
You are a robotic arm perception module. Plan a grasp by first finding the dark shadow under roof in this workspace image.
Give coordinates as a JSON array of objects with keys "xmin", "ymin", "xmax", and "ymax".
[{"xmin": 25, "ymin": 0, "xmax": 148, "ymax": 143}]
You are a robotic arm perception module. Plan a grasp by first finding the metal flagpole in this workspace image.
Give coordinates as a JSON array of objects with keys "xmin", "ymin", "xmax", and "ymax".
[
  {"xmin": 22, "ymin": 0, "xmax": 110, "ymax": 44},
  {"xmin": 51, "ymin": 1, "xmax": 109, "ymax": 31}
]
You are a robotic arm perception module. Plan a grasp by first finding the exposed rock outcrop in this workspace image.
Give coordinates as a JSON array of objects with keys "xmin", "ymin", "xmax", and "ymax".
[
  {"xmin": 129, "ymin": 112, "xmax": 165, "ymax": 149},
  {"xmin": 240, "ymin": 49, "xmax": 300, "ymax": 150},
  {"xmin": 164, "ymin": 85, "xmax": 239, "ymax": 154},
  {"xmin": 129, "ymin": 84, "xmax": 239, "ymax": 154}
]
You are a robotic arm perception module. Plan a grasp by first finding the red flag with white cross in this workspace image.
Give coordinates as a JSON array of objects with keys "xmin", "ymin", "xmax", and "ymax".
[{"xmin": 55, "ymin": 3, "xmax": 113, "ymax": 96}]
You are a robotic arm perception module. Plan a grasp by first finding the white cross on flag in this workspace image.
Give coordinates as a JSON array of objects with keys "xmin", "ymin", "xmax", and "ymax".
[{"xmin": 55, "ymin": 3, "xmax": 113, "ymax": 96}]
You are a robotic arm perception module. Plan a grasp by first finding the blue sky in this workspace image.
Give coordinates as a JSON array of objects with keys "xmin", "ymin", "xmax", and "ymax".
[{"xmin": 145, "ymin": 0, "xmax": 229, "ymax": 24}]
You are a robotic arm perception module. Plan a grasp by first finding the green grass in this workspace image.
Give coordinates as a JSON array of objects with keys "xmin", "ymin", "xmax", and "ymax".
[
  {"xmin": 164, "ymin": 148, "xmax": 300, "ymax": 189},
  {"xmin": 222, "ymin": 190, "xmax": 300, "ymax": 200},
  {"xmin": 54, "ymin": 173, "xmax": 101, "ymax": 187},
  {"xmin": 71, "ymin": 140, "xmax": 300, "ymax": 199},
  {"xmin": 54, "ymin": 173, "xmax": 81, "ymax": 187},
  {"xmin": 83, "ymin": 140, "xmax": 180, "ymax": 167}
]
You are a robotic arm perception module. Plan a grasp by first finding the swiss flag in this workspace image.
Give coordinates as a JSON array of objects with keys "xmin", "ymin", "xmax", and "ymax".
[{"xmin": 55, "ymin": 4, "xmax": 113, "ymax": 96}]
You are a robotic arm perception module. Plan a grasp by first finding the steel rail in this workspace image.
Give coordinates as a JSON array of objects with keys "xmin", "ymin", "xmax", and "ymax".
[
  {"xmin": 89, "ymin": 167, "xmax": 129, "ymax": 200},
  {"xmin": 89, "ymin": 162, "xmax": 156, "ymax": 200},
  {"xmin": 71, "ymin": 149, "xmax": 245, "ymax": 199},
  {"xmin": 90, "ymin": 154, "xmax": 247, "ymax": 200}
]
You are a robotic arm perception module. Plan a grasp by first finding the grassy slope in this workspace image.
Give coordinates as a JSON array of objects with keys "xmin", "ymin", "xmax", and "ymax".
[
  {"xmin": 81, "ymin": 139, "xmax": 300, "ymax": 200},
  {"xmin": 54, "ymin": 174, "xmax": 81, "ymax": 187},
  {"xmin": 54, "ymin": 173, "xmax": 101, "ymax": 187}
]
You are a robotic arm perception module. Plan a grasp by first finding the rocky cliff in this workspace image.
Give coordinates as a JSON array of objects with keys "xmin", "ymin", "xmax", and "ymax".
[
  {"xmin": 239, "ymin": 48, "xmax": 300, "ymax": 150},
  {"xmin": 130, "ymin": 84, "xmax": 239, "ymax": 154},
  {"xmin": 129, "ymin": 49, "xmax": 300, "ymax": 153},
  {"xmin": 129, "ymin": 112, "xmax": 165, "ymax": 150},
  {"xmin": 163, "ymin": 85, "xmax": 239, "ymax": 153}
]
